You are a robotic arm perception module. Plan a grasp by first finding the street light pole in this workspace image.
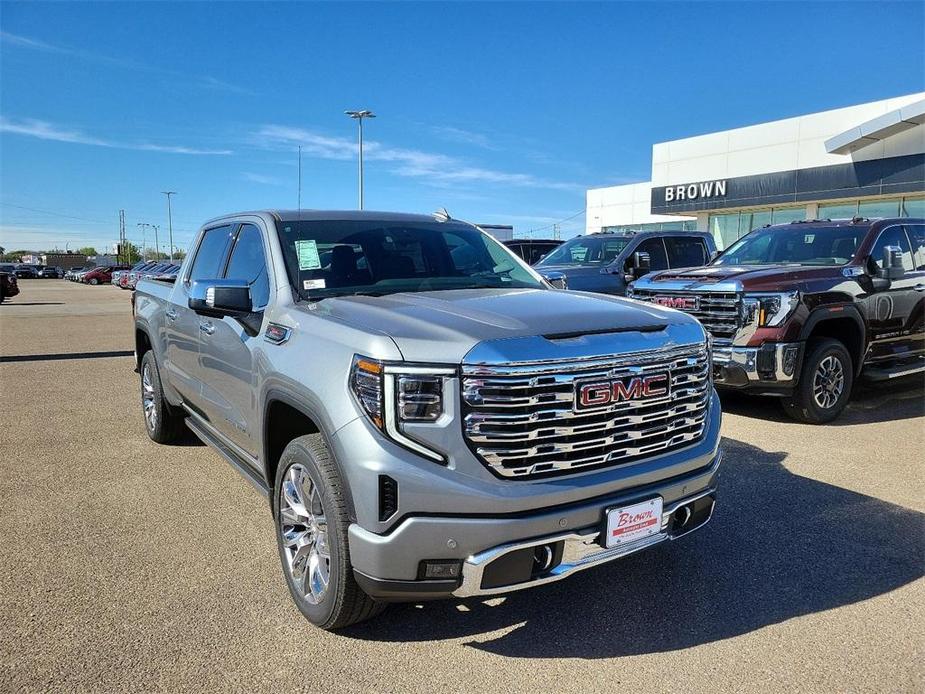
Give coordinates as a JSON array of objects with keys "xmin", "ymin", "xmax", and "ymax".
[
  {"xmin": 162, "ymin": 191, "xmax": 177, "ymax": 262},
  {"xmin": 137, "ymin": 223, "xmax": 150, "ymax": 260},
  {"xmin": 345, "ymin": 109, "xmax": 375, "ymax": 210},
  {"xmin": 153, "ymin": 225, "xmax": 161, "ymax": 260}
]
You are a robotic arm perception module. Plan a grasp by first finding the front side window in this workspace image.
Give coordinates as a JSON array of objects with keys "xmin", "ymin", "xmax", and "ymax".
[
  {"xmin": 276, "ymin": 220, "xmax": 543, "ymax": 300},
  {"xmin": 715, "ymin": 226, "xmax": 865, "ymax": 266},
  {"xmin": 225, "ymin": 224, "xmax": 270, "ymax": 308},
  {"xmin": 189, "ymin": 225, "xmax": 235, "ymax": 283},
  {"xmin": 633, "ymin": 238, "xmax": 669, "ymax": 271},
  {"xmin": 536, "ymin": 236, "xmax": 630, "ymax": 267},
  {"xmin": 665, "ymin": 237, "xmax": 707, "ymax": 268},
  {"xmin": 870, "ymin": 226, "xmax": 914, "ymax": 272},
  {"xmin": 905, "ymin": 224, "xmax": 925, "ymax": 270}
]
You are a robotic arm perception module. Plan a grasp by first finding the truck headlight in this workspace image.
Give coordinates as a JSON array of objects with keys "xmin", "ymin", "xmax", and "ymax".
[
  {"xmin": 350, "ymin": 356, "xmax": 453, "ymax": 463},
  {"xmin": 743, "ymin": 291, "xmax": 799, "ymax": 327}
]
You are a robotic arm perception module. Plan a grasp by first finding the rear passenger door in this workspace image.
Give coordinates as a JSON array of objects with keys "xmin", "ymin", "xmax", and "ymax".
[
  {"xmin": 166, "ymin": 224, "xmax": 235, "ymax": 409},
  {"xmin": 665, "ymin": 236, "xmax": 709, "ymax": 269},
  {"xmin": 197, "ymin": 223, "xmax": 271, "ymax": 457}
]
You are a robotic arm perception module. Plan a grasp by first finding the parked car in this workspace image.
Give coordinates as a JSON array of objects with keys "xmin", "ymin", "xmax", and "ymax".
[
  {"xmin": 35, "ymin": 265, "xmax": 62, "ymax": 278},
  {"xmin": 121, "ymin": 261, "xmax": 159, "ymax": 289},
  {"xmin": 65, "ymin": 266, "xmax": 91, "ymax": 281},
  {"xmin": 534, "ymin": 230, "xmax": 715, "ymax": 295},
  {"xmin": 629, "ymin": 217, "xmax": 925, "ymax": 423},
  {"xmin": 0, "ymin": 266, "xmax": 20, "ymax": 303},
  {"xmin": 503, "ymin": 238, "xmax": 563, "ymax": 265},
  {"xmin": 134, "ymin": 209, "xmax": 722, "ymax": 630},
  {"xmin": 82, "ymin": 265, "xmax": 131, "ymax": 285},
  {"xmin": 14, "ymin": 264, "xmax": 39, "ymax": 279}
]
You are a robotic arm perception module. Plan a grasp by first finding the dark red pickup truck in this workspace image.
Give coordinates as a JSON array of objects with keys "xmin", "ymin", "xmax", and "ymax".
[{"xmin": 630, "ymin": 217, "xmax": 925, "ymax": 423}]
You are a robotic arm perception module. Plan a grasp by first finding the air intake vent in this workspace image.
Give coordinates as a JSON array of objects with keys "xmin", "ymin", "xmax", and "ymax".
[{"xmin": 378, "ymin": 475, "xmax": 398, "ymax": 522}]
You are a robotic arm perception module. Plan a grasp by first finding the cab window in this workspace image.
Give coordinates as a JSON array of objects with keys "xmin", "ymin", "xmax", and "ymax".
[
  {"xmin": 665, "ymin": 237, "xmax": 708, "ymax": 268},
  {"xmin": 870, "ymin": 226, "xmax": 914, "ymax": 272},
  {"xmin": 188, "ymin": 225, "xmax": 235, "ymax": 283},
  {"xmin": 224, "ymin": 224, "xmax": 270, "ymax": 308},
  {"xmin": 633, "ymin": 238, "xmax": 669, "ymax": 271}
]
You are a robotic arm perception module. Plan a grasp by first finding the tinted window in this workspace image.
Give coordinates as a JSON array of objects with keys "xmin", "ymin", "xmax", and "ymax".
[
  {"xmin": 224, "ymin": 224, "xmax": 270, "ymax": 308},
  {"xmin": 528, "ymin": 243, "xmax": 559, "ymax": 265},
  {"xmin": 871, "ymin": 226, "xmax": 914, "ymax": 272},
  {"xmin": 716, "ymin": 226, "xmax": 864, "ymax": 266},
  {"xmin": 634, "ymin": 238, "xmax": 668, "ymax": 271},
  {"xmin": 536, "ymin": 237, "xmax": 630, "ymax": 267},
  {"xmin": 189, "ymin": 225, "xmax": 234, "ymax": 283},
  {"xmin": 905, "ymin": 224, "xmax": 925, "ymax": 270},
  {"xmin": 665, "ymin": 237, "xmax": 707, "ymax": 268}
]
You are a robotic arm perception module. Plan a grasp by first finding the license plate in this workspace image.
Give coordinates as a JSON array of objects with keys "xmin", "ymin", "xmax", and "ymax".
[{"xmin": 605, "ymin": 497, "xmax": 663, "ymax": 548}]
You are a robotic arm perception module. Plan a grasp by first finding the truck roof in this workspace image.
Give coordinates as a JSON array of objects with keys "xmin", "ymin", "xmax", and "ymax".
[{"xmin": 203, "ymin": 209, "xmax": 472, "ymax": 227}]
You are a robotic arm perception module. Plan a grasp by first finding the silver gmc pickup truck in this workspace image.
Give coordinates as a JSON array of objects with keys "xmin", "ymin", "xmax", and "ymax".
[{"xmin": 133, "ymin": 209, "xmax": 722, "ymax": 629}]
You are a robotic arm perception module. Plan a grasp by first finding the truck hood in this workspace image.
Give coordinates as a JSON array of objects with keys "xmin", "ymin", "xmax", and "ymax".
[
  {"xmin": 310, "ymin": 287, "xmax": 698, "ymax": 363},
  {"xmin": 637, "ymin": 264, "xmax": 844, "ymax": 292}
]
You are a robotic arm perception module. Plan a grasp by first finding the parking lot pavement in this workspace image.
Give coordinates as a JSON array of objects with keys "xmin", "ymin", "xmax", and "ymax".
[{"xmin": 1, "ymin": 282, "xmax": 923, "ymax": 693}]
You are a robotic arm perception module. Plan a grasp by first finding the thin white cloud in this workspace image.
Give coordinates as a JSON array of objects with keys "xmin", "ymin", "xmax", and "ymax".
[
  {"xmin": 253, "ymin": 125, "xmax": 582, "ymax": 192},
  {"xmin": 0, "ymin": 117, "xmax": 233, "ymax": 155},
  {"xmin": 0, "ymin": 30, "xmax": 252, "ymax": 95},
  {"xmin": 430, "ymin": 125, "xmax": 496, "ymax": 150},
  {"xmin": 242, "ymin": 171, "xmax": 286, "ymax": 186}
]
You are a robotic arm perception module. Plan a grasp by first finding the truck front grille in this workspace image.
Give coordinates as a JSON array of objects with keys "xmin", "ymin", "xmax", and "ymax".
[
  {"xmin": 630, "ymin": 289, "xmax": 740, "ymax": 340},
  {"xmin": 461, "ymin": 344, "xmax": 710, "ymax": 479}
]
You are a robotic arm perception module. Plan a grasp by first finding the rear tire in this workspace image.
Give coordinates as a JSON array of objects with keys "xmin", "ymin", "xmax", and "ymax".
[
  {"xmin": 782, "ymin": 338, "xmax": 853, "ymax": 424},
  {"xmin": 273, "ymin": 434, "xmax": 385, "ymax": 630},
  {"xmin": 140, "ymin": 351, "xmax": 185, "ymax": 443},
  {"xmin": 89, "ymin": 278, "xmax": 99, "ymax": 285}
]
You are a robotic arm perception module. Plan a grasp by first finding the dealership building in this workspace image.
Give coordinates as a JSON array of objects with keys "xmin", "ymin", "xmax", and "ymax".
[{"xmin": 586, "ymin": 93, "xmax": 925, "ymax": 249}]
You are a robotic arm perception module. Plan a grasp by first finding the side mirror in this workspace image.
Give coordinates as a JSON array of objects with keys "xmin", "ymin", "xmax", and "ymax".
[
  {"xmin": 541, "ymin": 271, "xmax": 568, "ymax": 290},
  {"xmin": 188, "ymin": 279, "xmax": 253, "ymax": 318},
  {"xmin": 631, "ymin": 251, "xmax": 651, "ymax": 277},
  {"xmin": 877, "ymin": 245, "xmax": 905, "ymax": 281}
]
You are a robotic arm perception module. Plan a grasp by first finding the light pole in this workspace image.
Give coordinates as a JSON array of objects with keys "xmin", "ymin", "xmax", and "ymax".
[
  {"xmin": 162, "ymin": 191, "xmax": 176, "ymax": 262},
  {"xmin": 137, "ymin": 223, "xmax": 150, "ymax": 260},
  {"xmin": 344, "ymin": 109, "xmax": 375, "ymax": 209},
  {"xmin": 152, "ymin": 224, "xmax": 161, "ymax": 260}
]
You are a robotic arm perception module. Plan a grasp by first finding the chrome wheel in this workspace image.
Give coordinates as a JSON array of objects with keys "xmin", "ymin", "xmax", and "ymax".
[
  {"xmin": 812, "ymin": 355, "xmax": 844, "ymax": 409},
  {"xmin": 142, "ymin": 363, "xmax": 157, "ymax": 431},
  {"xmin": 279, "ymin": 464, "xmax": 330, "ymax": 604}
]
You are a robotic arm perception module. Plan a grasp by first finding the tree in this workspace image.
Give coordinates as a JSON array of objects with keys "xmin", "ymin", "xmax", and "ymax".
[{"xmin": 76, "ymin": 247, "xmax": 98, "ymax": 257}]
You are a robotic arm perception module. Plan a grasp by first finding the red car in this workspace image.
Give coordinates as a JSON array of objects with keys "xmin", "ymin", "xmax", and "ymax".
[{"xmin": 81, "ymin": 266, "xmax": 130, "ymax": 285}]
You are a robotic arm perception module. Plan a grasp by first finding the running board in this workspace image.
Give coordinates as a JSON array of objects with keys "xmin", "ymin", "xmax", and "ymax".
[
  {"xmin": 863, "ymin": 358, "xmax": 925, "ymax": 382},
  {"xmin": 185, "ymin": 415, "xmax": 269, "ymax": 498}
]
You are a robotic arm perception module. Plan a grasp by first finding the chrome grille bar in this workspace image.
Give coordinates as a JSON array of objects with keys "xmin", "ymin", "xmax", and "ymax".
[
  {"xmin": 461, "ymin": 343, "xmax": 710, "ymax": 478},
  {"xmin": 629, "ymin": 290, "xmax": 741, "ymax": 339}
]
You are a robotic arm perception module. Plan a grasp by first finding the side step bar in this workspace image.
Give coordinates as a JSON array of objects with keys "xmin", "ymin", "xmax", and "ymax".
[
  {"xmin": 863, "ymin": 357, "xmax": 925, "ymax": 382},
  {"xmin": 185, "ymin": 415, "xmax": 269, "ymax": 498}
]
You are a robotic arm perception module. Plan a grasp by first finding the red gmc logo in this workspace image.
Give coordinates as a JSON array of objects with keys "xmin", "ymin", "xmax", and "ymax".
[
  {"xmin": 576, "ymin": 373, "xmax": 670, "ymax": 410},
  {"xmin": 652, "ymin": 295, "xmax": 700, "ymax": 311}
]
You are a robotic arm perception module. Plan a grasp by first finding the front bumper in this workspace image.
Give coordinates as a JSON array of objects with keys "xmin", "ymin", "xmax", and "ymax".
[{"xmin": 713, "ymin": 341, "xmax": 802, "ymax": 391}]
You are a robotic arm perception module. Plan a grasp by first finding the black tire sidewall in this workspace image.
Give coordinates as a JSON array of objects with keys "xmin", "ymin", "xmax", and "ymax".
[
  {"xmin": 272, "ymin": 439, "xmax": 347, "ymax": 628},
  {"xmin": 790, "ymin": 340, "xmax": 853, "ymax": 423},
  {"xmin": 140, "ymin": 351, "xmax": 177, "ymax": 442}
]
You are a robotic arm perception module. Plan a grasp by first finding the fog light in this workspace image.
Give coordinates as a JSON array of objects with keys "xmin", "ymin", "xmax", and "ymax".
[
  {"xmin": 420, "ymin": 560, "xmax": 462, "ymax": 580},
  {"xmin": 782, "ymin": 345, "xmax": 799, "ymax": 377}
]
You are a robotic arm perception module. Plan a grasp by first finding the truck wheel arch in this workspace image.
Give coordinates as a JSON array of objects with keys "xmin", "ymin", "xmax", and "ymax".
[
  {"xmin": 135, "ymin": 325, "xmax": 153, "ymax": 369},
  {"xmin": 799, "ymin": 306, "xmax": 866, "ymax": 377},
  {"xmin": 262, "ymin": 392, "xmax": 356, "ymax": 521}
]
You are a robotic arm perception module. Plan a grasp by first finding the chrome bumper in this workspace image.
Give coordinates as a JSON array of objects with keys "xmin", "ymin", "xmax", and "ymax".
[
  {"xmin": 713, "ymin": 342, "xmax": 801, "ymax": 383},
  {"xmin": 452, "ymin": 484, "xmax": 717, "ymax": 598}
]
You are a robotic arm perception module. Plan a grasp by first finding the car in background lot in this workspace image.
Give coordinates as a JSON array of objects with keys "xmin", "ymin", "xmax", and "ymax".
[
  {"xmin": 629, "ymin": 217, "xmax": 925, "ymax": 423},
  {"xmin": 82, "ymin": 265, "xmax": 131, "ymax": 285},
  {"xmin": 14, "ymin": 265, "xmax": 39, "ymax": 279},
  {"xmin": 35, "ymin": 265, "xmax": 62, "ymax": 278},
  {"xmin": 503, "ymin": 238, "xmax": 563, "ymax": 265},
  {"xmin": 534, "ymin": 230, "xmax": 715, "ymax": 295},
  {"xmin": 0, "ymin": 266, "xmax": 20, "ymax": 302},
  {"xmin": 66, "ymin": 267, "xmax": 92, "ymax": 281},
  {"xmin": 114, "ymin": 261, "xmax": 152, "ymax": 288}
]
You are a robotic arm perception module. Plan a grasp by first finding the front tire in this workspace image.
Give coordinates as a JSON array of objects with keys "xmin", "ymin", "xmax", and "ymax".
[
  {"xmin": 782, "ymin": 338, "xmax": 853, "ymax": 424},
  {"xmin": 140, "ymin": 351, "xmax": 185, "ymax": 443},
  {"xmin": 273, "ymin": 434, "xmax": 385, "ymax": 630},
  {"xmin": 89, "ymin": 278, "xmax": 99, "ymax": 285}
]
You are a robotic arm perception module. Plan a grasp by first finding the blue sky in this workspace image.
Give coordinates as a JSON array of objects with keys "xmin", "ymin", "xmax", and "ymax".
[{"xmin": 1, "ymin": 1, "xmax": 923, "ymax": 253}]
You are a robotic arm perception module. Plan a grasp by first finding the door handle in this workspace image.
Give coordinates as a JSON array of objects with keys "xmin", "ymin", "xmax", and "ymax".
[
  {"xmin": 914, "ymin": 284, "xmax": 925, "ymax": 292},
  {"xmin": 199, "ymin": 321, "xmax": 215, "ymax": 335},
  {"xmin": 165, "ymin": 308, "xmax": 178, "ymax": 321}
]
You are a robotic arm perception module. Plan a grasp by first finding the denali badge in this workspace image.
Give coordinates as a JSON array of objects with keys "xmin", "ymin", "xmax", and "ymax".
[
  {"xmin": 652, "ymin": 295, "xmax": 700, "ymax": 311},
  {"xmin": 575, "ymin": 373, "xmax": 670, "ymax": 410}
]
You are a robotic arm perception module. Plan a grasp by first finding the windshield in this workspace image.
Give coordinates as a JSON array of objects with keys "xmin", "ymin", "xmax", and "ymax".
[
  {"xmin": 714, "ymin": 226, "xmax": 865, "ymax": 266},
  {"xmin": 536, "ymin": 236, "xmax": 630, "ymax": 267},
  {"xmin": 275, "ymin": 219, "xmax": 545, "ymax": 300}
]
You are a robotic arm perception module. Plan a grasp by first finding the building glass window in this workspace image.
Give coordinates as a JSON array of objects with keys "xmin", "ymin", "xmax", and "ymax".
[
  {"xmin": 601, "ymin": 220, "xmax": 697, "ymax": 233},
  {"xmin": 739, "ymin": 210, "xmax": 772, "ymax": 236},
  {"xmin": 771, "ymin": 207, "xmax": 806, "ymax": 224},
  {"xmin": 901, "ymin": 196, "xmax": 925, "ymax": 218},
  {"xmin": 819, "ymin": 202, "xmax": 859, "ymax": 219},
  {"xmin": 708, "ymin": 213, "xmax": 740, "ymax": 251},
  {"xmin": 859, "ymin": 199, "xmax": 901, "ymax": 218}
]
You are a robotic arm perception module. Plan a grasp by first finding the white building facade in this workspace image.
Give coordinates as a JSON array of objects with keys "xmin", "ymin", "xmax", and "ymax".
[{"xmin": 587, "ymin": 93, "xmax": 925, "ymax": 249}]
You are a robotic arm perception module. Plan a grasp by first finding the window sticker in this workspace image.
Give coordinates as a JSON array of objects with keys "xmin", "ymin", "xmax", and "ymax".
[
  {"xmin": 804, "ymin": 234, "xmax": 815, "ymax": 243},
  {"xmin": 296, "ymin": 239, "xmax": 321, "ymax": 270},
  {"xmin": 303, "ymin": 278, "xmax": 326, "ymax": 290}
]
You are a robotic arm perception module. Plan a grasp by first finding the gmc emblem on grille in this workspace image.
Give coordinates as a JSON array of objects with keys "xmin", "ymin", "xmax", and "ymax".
[
  {"xmin": 652, "ymin": 295, "xmax": 700, "ymax": 311},
  {"xmin": 575, "ymin": 373, "xmax": 670, "ymax": 410}
]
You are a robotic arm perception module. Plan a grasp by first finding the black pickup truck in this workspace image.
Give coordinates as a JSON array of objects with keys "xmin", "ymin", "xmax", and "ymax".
[{"xmin": 630, "ymin": 217, "xmax": 925, "ymax": 423}]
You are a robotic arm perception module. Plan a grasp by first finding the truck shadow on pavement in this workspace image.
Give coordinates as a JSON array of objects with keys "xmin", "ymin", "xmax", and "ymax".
[
  {"xmin": 719, "ymin": 376, "xmax": 925, "ymax": 426},
  {"xmin": 343, "ymin": 436, "xmax": 925, "ymax": 657}
]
